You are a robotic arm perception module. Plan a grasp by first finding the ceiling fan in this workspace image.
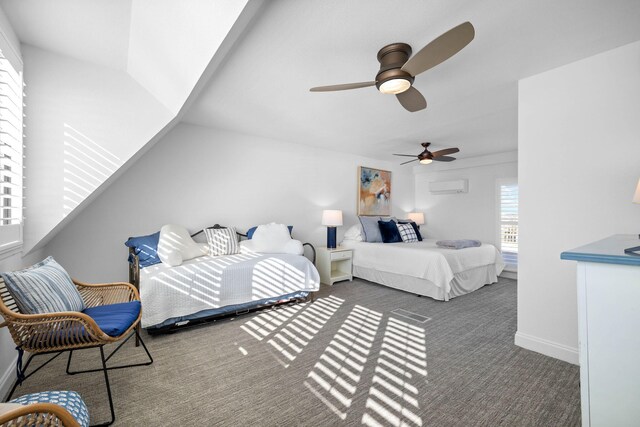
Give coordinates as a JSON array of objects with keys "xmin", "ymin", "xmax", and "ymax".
[
  {"xmin": 309, "ymin": 22, "xmax": 475, "ymax": 112},
  {"xmin": 394, "ymin": 142, "xmax": 459, "ymax": 165}
]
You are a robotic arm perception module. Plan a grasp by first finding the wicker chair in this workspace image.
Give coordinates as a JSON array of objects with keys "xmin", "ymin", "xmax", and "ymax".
[
  {"xmin": 0, "ymin": 279, "xmax": 153, "ymax": 427},
  {"xmin": 0, "ymin": 402, "xmax": 81, "ymax": 427}
]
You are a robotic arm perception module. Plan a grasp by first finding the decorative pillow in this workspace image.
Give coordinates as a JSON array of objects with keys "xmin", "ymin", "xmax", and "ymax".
[
  {"xmin": 378, "ymin": 220, "xmax": 402, "ymax": 243},
  {"xmin": 125, "ymin": 231, "xmax": 161, "ymax": 268},
  {"xmin": 343, "ymin": 224, "xmax": 363, "ymax": 242},
  {"xmin": 0, "ymin": 257, "xmax": 85, "ymax": 314},
  {"xmin": 397, "ymin": 223, "xmax": 419, "ymax": 243},
  {"xmin": 205, "ymin": 227, "xmax": 240, "ymax": 256},
  {"xmin": 249, "ymin": 223, "xmax": 294, "ymax": 252},
  {"xmin": 247, "ymin": 225, "xmax": 293, "ymax": 239},
  {"xmin": 157, "ymin": 224, "xmax": 208, "ymax": 267},
  {"xmin": 398, "ymin": 220, "xmax": 423, "ymax": 241},
  {"xmin": 358, "ymin": 216, "xmax": 383, "ymax": 243}
]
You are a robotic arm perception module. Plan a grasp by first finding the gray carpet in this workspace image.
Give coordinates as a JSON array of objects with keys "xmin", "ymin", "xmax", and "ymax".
[{"xmin": 9, "ymin": 278, "xmax": 581, "ymax": 426}]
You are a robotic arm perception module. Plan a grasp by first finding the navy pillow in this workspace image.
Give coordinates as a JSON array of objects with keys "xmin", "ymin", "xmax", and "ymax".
[
  {"xmin": 398, "ymin": 220, "xmax": 423, "ymax": 241},
  {"xmin": 246, "ymin": 225, "xmax": 293, "ymax": 239},
  {"xmin": 378, "ymin": 220, "xmax": 402, "ymax": 243},
  {"xmin": 125, "ymin": 232, "xmax": 160, "ymax": 268}
]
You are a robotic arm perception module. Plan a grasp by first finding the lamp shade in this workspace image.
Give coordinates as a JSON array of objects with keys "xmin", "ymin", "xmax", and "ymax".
[
  {"xmin": 408, "ymin": 212, "xmax": 425, "ymax": 225},
  {"xmin": 322, "ymin": 210, "xmax": 343, "ymax": 226},
  {"xmin": 634, "ymin": 179, "xmax": 640, "ymax": 204}
]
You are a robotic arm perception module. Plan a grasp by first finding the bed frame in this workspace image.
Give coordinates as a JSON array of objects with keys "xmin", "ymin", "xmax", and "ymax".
[{"xmin": 128, "ymin": 224, "xmax": 318, "ymax": 335}]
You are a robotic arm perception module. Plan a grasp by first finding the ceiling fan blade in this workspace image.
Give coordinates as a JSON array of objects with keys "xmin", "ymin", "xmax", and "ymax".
[
  {"xmin": 393, "ymin": 154, "xmax": 418, "ymax": 157},
  {"xmin": 400, "ymin": 159, "xmax": 419, "ymax": 165},
  {"xmin": 401, "ymin": 22, "xmax": 475, "ymax": 77},
  {"xmin": 431, "ymin": 147, "xmax": 460, "ymax": 157},
  {"xmin": 310, "ymin": 81, "xmax": 376, "ymax": 92},
  {"xmin": 396, "ymin": 87, "xmax": 427, "ymax": 112},
  {"xmin": 432, "ymin": 156, "xmax": 456, "ymax": 162}
]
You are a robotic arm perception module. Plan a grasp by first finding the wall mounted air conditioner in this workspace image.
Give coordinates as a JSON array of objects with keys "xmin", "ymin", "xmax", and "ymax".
[{"xmin": 429, "ymin": 179, "xmax": 468, "ymax": 194}]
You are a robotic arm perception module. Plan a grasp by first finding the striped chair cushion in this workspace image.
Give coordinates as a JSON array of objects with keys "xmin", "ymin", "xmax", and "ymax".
[
  {"xmin": 10, "ymin": 390, "xmax": 89, "ymax": 427},
  {"xmin": 0, "ymin": 257, "xmax": 85, "ymax": 314},
  {"xmin": 204, "ymin": 227, "xmax": 239, "ymax": 256},
  {"xmin": 397, "ymin": 223, "xmax": 419, "ymax": 243}
]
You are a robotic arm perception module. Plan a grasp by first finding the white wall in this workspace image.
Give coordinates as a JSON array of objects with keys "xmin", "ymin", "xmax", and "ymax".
[
  {"xmin": 22, "ymin": 44, "xmax": 173, "ymax": 253},
  {"xmin": 127, "ymin": 0, "xmax": 251, "ymax": 114},
  {"xmin": 414, "ymin": 151, "xmax": 517, "ymax": 246},
  {"xmin": 517, "ymin": 40, "xmax": 640, "ymax": 364},
  {"xmin": 46, "ymin": 123, "xmax": 415, "ymax": 282}
]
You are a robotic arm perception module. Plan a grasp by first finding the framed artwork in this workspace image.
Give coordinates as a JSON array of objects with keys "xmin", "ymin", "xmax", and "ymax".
[{"xmin": 358, "ymin": 166, "xmax": 391, "ymax": 216}]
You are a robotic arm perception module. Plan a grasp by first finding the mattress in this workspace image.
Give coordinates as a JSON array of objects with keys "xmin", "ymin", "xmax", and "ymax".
[
  {"xmin": 341, "ymin": 239, "xmax": 505, "ymax": 299},
  {"xmin": 139, "ymin": 252, "xmax": 320, "ymax": 328}
]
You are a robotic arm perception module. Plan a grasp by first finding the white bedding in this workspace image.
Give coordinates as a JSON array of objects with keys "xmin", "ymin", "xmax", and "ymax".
[
  {"xmin": 341, "ymin": 239, "xmax": 504, "ymax": 298},
  {"xmin": 139, "ymin": 252, "xmax": 320, "ymax": 328}
]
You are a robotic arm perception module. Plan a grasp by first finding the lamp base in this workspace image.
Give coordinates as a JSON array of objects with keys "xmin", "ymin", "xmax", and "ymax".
[{"xmin": 327, "ymin": 227, "xmax": 337, "ymax": 249}]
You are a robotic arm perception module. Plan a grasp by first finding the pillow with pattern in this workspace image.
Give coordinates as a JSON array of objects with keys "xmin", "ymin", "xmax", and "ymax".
[
  {"xmin": 397, "ymin": 223, "xmax": 419, "ymax": 243},
  {"xmin": 205, "ymin": 227, "xmax": 240, "ymax": 256}
]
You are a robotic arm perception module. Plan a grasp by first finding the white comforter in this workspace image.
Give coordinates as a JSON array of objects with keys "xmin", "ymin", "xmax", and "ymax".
[
  {"xmin": 341, "ymin": 239, "xmax": 504, "ymax": 294},
  {"xmin": 139, "ymin": 252, "xmax": 320, "ymax": 328}
]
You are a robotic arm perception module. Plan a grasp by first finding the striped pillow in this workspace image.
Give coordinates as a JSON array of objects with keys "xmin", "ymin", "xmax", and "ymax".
[
  {"xmin": 0, "ymin": 257, "xmax": 85, "ymax": 314},
  {"xmin": 204, "ymin": 227, "xmax": 240, "ymax": 256}
]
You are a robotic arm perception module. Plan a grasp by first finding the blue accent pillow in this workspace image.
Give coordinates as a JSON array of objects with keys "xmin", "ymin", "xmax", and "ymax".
[
  {"xmin": 247, "ymin": 225, "xmax": 293, "ymax": 239},
  {"xmin": 358, "ymin": 216, "xmax": 383, "ymax": 242},
  {"xmin": 11, "ymin": 391, "xmax": 90, "ymax": 427},
  {"xmin": 378, "ymin": 220, "xmax": 402, "ymax": 243},
  {"xmin": 83, "ymin": 301, "xmax": 141, "ymax": 337},
  {"xmin": 1, "ymin": 257, "xmax": 85, "ymax": 314},
  {"xmin": 398, "ymin": 220, "xmax": 423, "ymax": 241},
  {"xmin": 125, "ymin": 232, "xmax": 160, "ymax": 268}
]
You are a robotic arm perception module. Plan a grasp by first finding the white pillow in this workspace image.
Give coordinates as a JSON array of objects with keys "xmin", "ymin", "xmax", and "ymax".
[
  {"xmin": 158, "ymin": 224, "xmax": 208, "ymax": 266},
  {"xmin": 240, "ymin": 238, "xmax": 304, "ymax": 255},
  {"xmin": 205, "ymin": 227, "xmax": 240, "ymax": 256},
  {"xmin": 251, "ymin": 223, "xmax": 292, "ymax": 252},
  {"xmin": 343, "ymin": 224, "xmax": 363, "ymax": 241}
]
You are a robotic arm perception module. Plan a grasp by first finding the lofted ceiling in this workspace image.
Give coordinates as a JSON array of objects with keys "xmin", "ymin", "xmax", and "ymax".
[{"xmin": 183, "ymin": 0, "xmax": 640, "ymax": 162}]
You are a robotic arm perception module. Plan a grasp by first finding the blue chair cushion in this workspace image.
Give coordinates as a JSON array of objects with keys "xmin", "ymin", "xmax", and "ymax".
[
  {"xmin": 82, "ymin": 301, "xmax": 141, "ymax": 337},
  {"xmin": 125, "ymin": 232, "xmax": 161, "ymax": 268},
  {"xmin": 10, "ymin": 390, "xmax": 90, "ymax": 427}
]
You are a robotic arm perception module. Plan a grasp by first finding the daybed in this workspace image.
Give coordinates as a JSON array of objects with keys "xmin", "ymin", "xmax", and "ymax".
[
  {"xmin": 128, "ymin": 224, "xmax": 320, "ymax": 332},
  {"xmin": 342, "ymin": 220, "xmax": 505, "ymax": 301}
]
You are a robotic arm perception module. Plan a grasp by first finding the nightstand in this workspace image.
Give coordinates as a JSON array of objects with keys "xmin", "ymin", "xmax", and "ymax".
[{"xmin": 316, "ymin": 246, "xmax": 353, "ymax": 286}]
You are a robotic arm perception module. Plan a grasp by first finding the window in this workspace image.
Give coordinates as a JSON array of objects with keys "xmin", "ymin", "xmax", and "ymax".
[
  {"xmin": 0, "ymin": 48, "xmax": 23, "ymax": 253},
  {"xmin": 498, "ymin": 180, "xmax": 518, "ymax": 271}
]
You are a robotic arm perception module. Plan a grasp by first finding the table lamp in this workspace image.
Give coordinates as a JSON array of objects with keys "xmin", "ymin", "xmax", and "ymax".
[
  {"xmin": 625, "ymin": 179, "xmax": 640, "ymax": 254},
  {"xmin": 322, "ymin": 210, "xmax": 343, "ymax": 249},
  {"xmin": 408, "ymin": 212, "xmax": 425, "ymax": 228}
]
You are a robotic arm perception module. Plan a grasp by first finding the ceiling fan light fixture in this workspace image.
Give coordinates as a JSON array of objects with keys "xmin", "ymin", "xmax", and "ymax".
[
  {"xmin": 419, "ymin": 158, "xmax": 433, "ymax": 165},
  {"xmin": 378, "ymin": 77, "xmax": 411, "ymax": 95}
]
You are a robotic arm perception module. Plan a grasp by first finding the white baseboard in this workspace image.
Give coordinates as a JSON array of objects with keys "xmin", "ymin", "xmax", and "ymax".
[
  {"xmin": 0, "ymin": 354, "xmax": 17, "ymax": 400},
  {"xmin": 514, "ymin": 331, "xmax": 579, "ymax": 365}
]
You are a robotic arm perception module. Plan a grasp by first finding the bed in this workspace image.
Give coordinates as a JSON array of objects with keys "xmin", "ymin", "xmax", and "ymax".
[
  {"xmin": 340, "ymin": 239, "xmax": 505, "ymax": 301},
  {"xmin": 128, "ymin": 225, "xmax": 320, "ymax": 332}
]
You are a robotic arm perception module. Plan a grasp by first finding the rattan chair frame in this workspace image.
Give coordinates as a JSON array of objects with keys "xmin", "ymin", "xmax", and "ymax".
[
  {"xmin": 0, "ymin": 279, "xmax": 154, "ymax": 427},
  {"xmin": 0, "ymin": 402, "xmax": 81, "ymax": 427}
]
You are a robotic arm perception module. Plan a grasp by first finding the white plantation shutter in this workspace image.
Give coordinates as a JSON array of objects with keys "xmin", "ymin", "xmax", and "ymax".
[
  {"xmin": 499, "ymin": 183, "xmax": 518, "ymax": 269},
  {"xmin": 0, "ymin": 48, "xmax": 23, "ymax": 251}
]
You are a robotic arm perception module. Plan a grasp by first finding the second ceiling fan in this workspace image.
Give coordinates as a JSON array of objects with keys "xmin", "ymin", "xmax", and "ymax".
[
  {"xmin": 310, "ymin": 22, "xmax": 475, "ymax": 112},
  {"xmin": 394, "ymin": 142, "xmax": 459, "ymax": 165}
]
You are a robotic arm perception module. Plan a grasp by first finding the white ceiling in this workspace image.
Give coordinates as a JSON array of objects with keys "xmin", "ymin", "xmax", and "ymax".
[
  {"xmin": 183, "ymin": 0, "xmax": 640, "ymax": 161},
  {"xmin": 0, "ymin": 0, "xmax": 132, "ymax": 71}
]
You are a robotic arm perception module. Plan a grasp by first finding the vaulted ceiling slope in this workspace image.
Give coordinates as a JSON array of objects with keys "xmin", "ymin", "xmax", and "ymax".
[
  {"xmin": 0, "ymin": 0, "xmax": 260, "ymax": 253},
  {"xmin": 183, "ymin": 0, "xmax": 640, "ymax": 162}
]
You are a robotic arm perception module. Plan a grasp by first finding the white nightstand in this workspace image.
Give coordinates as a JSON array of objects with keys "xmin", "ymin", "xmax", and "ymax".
[{"xmin": 316, "ymin": 246, "xmax": 353, "ymax": 286}]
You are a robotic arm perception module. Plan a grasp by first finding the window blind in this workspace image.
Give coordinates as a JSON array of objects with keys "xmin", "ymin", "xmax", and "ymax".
[
  {"xmin": 500, "ymin": 183, "xmax": 518, "ymax": 267},
  {"xmin": 0, "ymin": 49, "xmax": 23, "ymax": 249}
]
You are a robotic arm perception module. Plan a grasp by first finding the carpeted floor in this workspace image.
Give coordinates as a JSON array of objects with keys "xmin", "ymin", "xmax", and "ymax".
[{"xmin": 9, "ymin": 278, "xmax": 581, "ymax": 426}]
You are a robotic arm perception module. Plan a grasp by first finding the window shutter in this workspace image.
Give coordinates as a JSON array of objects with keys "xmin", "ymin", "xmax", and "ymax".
[
  {"xmin": 0, "ymin": 49, "xmax": 23, "ymax": 250},
  {"xmin": 500, "ymin": 183, "xmax": 518, "ymax": 267}
]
